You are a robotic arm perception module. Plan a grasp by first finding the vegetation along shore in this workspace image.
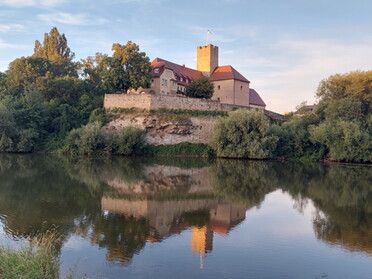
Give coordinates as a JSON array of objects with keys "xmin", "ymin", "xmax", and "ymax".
[{"xmin": 0, "ymin": 28, "xmax": 370, "ymax": 163}]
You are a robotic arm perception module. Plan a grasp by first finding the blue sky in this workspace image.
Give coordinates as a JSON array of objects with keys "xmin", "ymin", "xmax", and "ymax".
[{"xmin": 0, "ymin": 0, "xmax": 371, "ymax": 113}]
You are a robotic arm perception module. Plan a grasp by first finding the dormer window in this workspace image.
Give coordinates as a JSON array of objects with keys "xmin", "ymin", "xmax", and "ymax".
[
  {"xmin": 180, "ymin": 77, "xmax": 183, "ymax": 82},
  {"xmin": 154, "ymin": 68, "xmax": 159, "ymax": 74}
]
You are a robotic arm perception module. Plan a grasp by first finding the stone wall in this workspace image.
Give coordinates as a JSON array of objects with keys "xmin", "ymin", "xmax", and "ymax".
[
  {"xmin": 104, "ymin": 93, "xmax": 222, "ymax": 111},
  {"xmin": 104, "ymin": 94, "xmax": 152, "ymax": 110}
]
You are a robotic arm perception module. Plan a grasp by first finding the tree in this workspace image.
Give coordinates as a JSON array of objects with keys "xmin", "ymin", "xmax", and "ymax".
[
  {"xmin": 316, "ymin": 70, "xmax": 372, "ymax": 120},
  {"xmin": 184, "ymin": 76, "xmax": 214, "ymax": 99},
  {"xmin": 33, "ymin": 27, "xmax": 76, "ymax": 76},
  {"xmin": 102, "ymin": 41, "xmax": 152, "ymax": 93},
  {"xmin": 308, "ymin": 70, "xmax": 372, "ymax": 162},
  {"xmin": 210, "ymin": 109, "xmax": 278, "ymax": 159}
]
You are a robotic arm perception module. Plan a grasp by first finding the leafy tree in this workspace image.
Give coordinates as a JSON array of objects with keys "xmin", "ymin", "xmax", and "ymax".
[
  {"xmin": 33, "ymin": 27, "xmax": 76, "ymax": 76},
  {"xmin": 210, "ymin": 109, "xmax": 278, "ymax": 159},
  {"xmin": 270, "ymin": 115, "xmax": 324, "ymax": 159},
  {"xmin": 184, "ymin": 76, "xmax": 214, "ymax": 99},
  {"xmin": 316, "ymin": 70, "xmax": 371, "ymax": 120},
  {"xmin": 102, "ymin": 41, "xmax": 152, "ymax": 93},
  {"xmin": 308, "ymin": 70, "xmax": 372, "ymax": 162},
  {"xmin": 310, "ymin": 120, "xmax": 371, "ymax": 162}
]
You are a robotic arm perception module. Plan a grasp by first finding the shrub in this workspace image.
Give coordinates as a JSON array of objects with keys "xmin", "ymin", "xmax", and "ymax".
[
  {"xmin": 65, "ymin": 122, "xmax": 104, "ymax": 154},
  {"xmin": 210, "ymin": 109, "xmax": 278, "ymax": 159},
  {"xmin": 310, "ymin": 120, "xmax": 371, "ymax": 162},
  {"xmin": 184, "ymin": 76, "xmax": 214, "ymax": 99},
  {"xmin": 116, "ymin": 126, "xmax": 146, "ymax": 155}
]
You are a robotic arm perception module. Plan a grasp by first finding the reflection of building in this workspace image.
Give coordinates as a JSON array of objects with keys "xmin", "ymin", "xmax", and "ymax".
[{"xmin": 102, "ymin": 196, "xmax": 247, "ymax": 268}]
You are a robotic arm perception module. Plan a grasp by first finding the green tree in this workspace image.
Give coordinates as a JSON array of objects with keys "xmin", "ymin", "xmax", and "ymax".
[
  {"xmin": 184, "ymin": 76, "xmax": 214, "ymax": 99},
  {"xmin": 308, "ymin": 70, "xmax": 372, "ymax": 162},
  {"xmin": 210, "ymin": 109, "xmax": 278, "ymax": 159},
  {"xmin": 102, "ymin": 41, "xmax": 152, "ymax": 93},
  {"xmin": 309, "ymin": 120, "xmax": 371, "ymax": 162},
  {"xmin": 33, "ymin": 27, "xmax": 76, "ymax": 76},
  {"xmin": 316, "ymin": 70, "xmax": 371, "ymax": 120}
]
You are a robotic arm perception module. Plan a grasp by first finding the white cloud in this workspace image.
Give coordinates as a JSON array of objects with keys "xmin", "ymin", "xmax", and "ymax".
[
  {"xmin": 0, "ymin": 39, "xmax": 27, "ymax": 49},
  {"xmin": 0, "ymin": 24, "xmax": 24, "ymax": 33},
  {"xmin": 251, "ymin": 38, "xmax": 372, "ymax": 113},
  {"xmin": 38, "ymin": 12, "xmax": 108, "ymax": 26},
  {"xmin": 0, "ymin": 0, "xmax": 65, "ymax": 7}
]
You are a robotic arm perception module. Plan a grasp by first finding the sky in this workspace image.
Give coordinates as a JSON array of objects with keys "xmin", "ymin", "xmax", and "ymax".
[{"xmin": 0, "ymin": 0, "xmax": 371, "ymax": 113}]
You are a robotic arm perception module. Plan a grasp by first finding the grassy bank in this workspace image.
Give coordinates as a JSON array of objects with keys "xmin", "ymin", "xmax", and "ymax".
[
  {"xmin": 0, "ymin": 234, "xmax": 72, "ymax": 279},
  {"xmin": 144, "ymin": 142, "xmax": 215, "ymax": 157}
]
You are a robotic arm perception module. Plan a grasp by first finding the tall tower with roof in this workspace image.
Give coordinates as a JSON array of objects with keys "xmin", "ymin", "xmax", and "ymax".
[{"xmin": 196, "ymin": 44, "xmax": 219, "ymax": 77}]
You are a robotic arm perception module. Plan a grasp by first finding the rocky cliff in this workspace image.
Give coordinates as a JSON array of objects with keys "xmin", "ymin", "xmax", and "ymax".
[{"xmin": 104, "ymin": 113, "xmax": 217, "ymax": 145}]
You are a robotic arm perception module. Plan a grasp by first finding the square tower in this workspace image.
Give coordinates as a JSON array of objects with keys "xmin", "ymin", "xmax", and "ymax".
[{"xmin": 197, "ymin": 44, "xmax": 219, "ymax": 77}]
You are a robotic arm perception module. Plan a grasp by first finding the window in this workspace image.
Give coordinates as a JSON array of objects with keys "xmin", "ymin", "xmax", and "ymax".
[
  {"xmin": 154, "ymin": 68, "xmax": 159, "ymax": 74},
  {"xmin": 180, "ymin": 77, "xmax": 183, "ymax": 82},
  {"xmin": 240, "ymin": 85, "xmax": 243, "ymax": 90},
  {"xmin": 161, "ymin": 79, "xmax": 167, "ymax": 87},
  {"xmin": 218, "ymin": 85, "xmax": 221, "ymax": 90}
]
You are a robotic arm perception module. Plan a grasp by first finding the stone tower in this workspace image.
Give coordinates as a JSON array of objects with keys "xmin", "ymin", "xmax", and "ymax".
[{"xmin": 197, "ymin": 44, "xmax": 219, "ymax": 77}]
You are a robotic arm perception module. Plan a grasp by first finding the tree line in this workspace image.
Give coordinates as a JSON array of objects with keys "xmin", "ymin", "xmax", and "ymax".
[
  {"xmin": 0, "ymin": 27, "xmax": 152, "ymax": 153},
  {"xmin": 0, "ymin": 28, "xmax": 370, "ymax": 162}
]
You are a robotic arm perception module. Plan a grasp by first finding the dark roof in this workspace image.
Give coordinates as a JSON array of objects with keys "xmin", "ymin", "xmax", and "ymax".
[
  {"xmin": 151, "ymin": 58, "xmax": 203, "ymax": 85},
  {"xmin": 249, "ymin": 88, "xmax": 266, "ymax": 107},
  {"xmin": 209, "ymin": 65, "xmax": 250, "ymax": 83}
]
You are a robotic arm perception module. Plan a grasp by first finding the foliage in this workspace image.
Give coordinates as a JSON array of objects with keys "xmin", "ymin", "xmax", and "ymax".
[
  {"xmin": 65, "ymin": 123, "xmax": 145, "ymax": 155},
  {"xmin": 210, "ymin": 109, "xmax": 278, "ymax": 159},
  {"xmin": 145, "ymin": 142, "xmax": 215, "ymax": 157},
  {"xmin": 65, "ymin": 122, "xmax": 104, "ymax": 155},
  {"xmin": 101, "ymin": 41, "xmax": 152, "ymax": 93},
  {"xmin": 184, "ymin": 76, "xmax": 214, "ymax": 99},
  {"xmin": 309, "ymin": 119, "xmax": 371, "ymax": 162},
  {"xmin": 115, "ymin": 126, "xmax": 146, "ymax": 155},
  {"xmin": 308, "ymin": 70, "xmax": 372, "ymax": 162},
  {"xmin": 269, "ymin": 115, "xmax": 324, "ymax": 160},
  {"xmin": 0, "ymin": 233, "xmax": 59, "ymax": 279},
  {"xmin": 150, "ymin": 107, "xmax": 228, "ymax": 117},
  {"xmin": 316, "ymin": 70, "xmax": 371, "ymax": 118}
]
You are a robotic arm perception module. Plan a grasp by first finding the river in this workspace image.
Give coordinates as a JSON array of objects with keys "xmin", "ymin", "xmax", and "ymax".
[{"xmin": 0, "ymin": 154, "xmax": 371, "ymax": 279}]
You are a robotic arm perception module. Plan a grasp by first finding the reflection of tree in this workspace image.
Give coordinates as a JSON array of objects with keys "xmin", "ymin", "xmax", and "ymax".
[
  {"xmin": 210, "ymin": 159, "xmax": 276, "ymax": 207},
  {"xmin": 78, "ymin": 213, "xmax": 152, "ymax": 265},
  {"xmin": 279, "ymin": 163, "xmax": 372, "ymax": 255},
  {"xmin": 0, "ymin": 154, "xmax": 101, "ymax": 243}
]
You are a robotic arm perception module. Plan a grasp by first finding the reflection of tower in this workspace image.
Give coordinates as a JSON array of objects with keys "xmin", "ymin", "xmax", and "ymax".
[{"xmin": 191, "ymin": 226, "xmax": 213, "ymax": 269}]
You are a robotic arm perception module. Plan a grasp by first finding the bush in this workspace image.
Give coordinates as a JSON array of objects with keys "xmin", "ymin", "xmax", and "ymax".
[
  {"xmin": 184, "ymin": 76, "xmax": 214, "ymax": 99},
  {"xmin": 116, "ymin": 126, "xmax": 146, "ymax": 155},
  {"xmin": 269, "ymin": 116, "xmax": 323, "ymax": 159},
  {"xmin": 210, "ymin": 109, "xmax": 278, "ymax": 159},
  {"xmin": 65, "ymin": 122, "xmax": 104, "ymax": 154},
  {"xmin": 310, "ymin": 120, "xmax": 371, "ymax": 162}
]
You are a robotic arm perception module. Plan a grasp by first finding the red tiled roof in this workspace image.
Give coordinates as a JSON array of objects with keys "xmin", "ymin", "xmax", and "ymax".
[
  {"xmin": 151, "ymin": 58, "xmax": 203, "ymax": 85},
  {"xmin": 209, "ymin": 65, "xmax": 250, "ymax": 83},
  {"xmin": 249, "ymin": 88, "xmax": 266, "ymax": 107}
]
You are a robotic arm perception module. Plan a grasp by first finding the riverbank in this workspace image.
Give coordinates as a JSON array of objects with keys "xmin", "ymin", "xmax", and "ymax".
[{"xmin": 0, "ymin": 234, "xmax": 70, "ymax": 279}]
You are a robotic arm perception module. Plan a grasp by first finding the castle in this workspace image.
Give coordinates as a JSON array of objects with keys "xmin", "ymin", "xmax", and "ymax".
[{"xmin": 104, "ymin": 44, "xmax": 266, "ymax": 111}]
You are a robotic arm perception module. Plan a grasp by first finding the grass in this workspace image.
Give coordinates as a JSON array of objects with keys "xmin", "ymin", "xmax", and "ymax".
[
  {"xmin": 0, "ymin": 232, "xmax": 74, "ymax": 279},
  {"xmin": 150, "ymin": 108, "xmax": 228, "ymax": 117},
  {"xmin": 144, "ymin": 142, "xmax": 216, "ymax": 157}
]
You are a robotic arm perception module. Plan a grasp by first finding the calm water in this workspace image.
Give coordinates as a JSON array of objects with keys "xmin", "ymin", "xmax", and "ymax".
[{"xmin": 0, "ymin": 155, "xmax": 371, "ymax": 279}]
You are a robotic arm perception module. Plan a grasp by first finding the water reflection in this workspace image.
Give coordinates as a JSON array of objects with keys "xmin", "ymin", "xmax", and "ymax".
[{"xmin": 0, "ymin": 154, "xmax": 371, "ymax": 271}]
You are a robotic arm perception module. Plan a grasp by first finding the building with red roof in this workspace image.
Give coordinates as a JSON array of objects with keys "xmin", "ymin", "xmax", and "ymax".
[{"xmin": 149, "ymin": 44, "xmax": 266, "ymax": 109}]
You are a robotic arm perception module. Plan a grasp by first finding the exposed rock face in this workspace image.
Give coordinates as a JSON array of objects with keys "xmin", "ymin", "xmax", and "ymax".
[{"xmin": 104, "ymin": 114, "xmax": 217, "ymax": 145}]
